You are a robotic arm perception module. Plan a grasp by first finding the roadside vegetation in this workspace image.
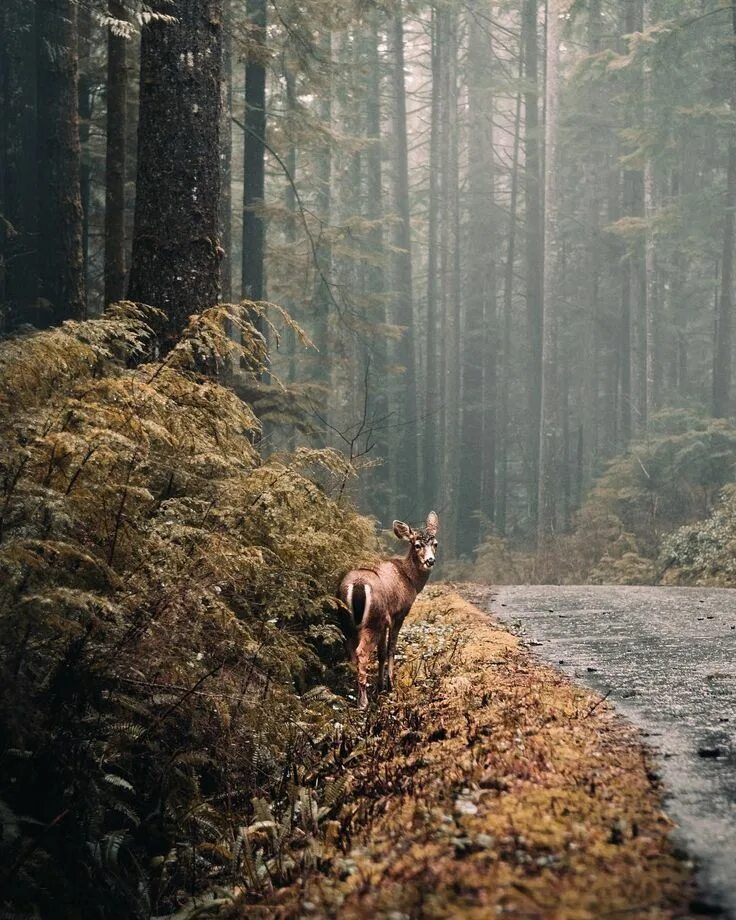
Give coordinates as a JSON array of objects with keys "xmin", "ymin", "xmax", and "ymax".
[
  {"xmin": 0, "ymin": 309, "xmax": 703, "ymax": 918},
  {"xmin": 449, "ymin": 410, "xmax": 736, "ymax": 588},
  {"xmin": 0, "ymin": 306, "xmax": 376, "ymax": 918},
  {"xmin": 232, "ymin": 588, "xmax": 694, "ymax": 919}
]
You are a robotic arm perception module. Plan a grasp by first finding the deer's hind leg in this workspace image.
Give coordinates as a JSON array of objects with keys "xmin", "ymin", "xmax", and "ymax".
[
  {"xmin": 355, "ymin": 627, "xmax": 379, "ymax": 709},
  {"xmin": 352, "ymin": 582, "xmax": 378, "ymax": 709}
]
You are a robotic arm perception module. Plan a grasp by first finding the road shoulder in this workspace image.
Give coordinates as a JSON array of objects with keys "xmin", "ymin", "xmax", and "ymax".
[{"xmin": 235, "ymin": 585, "xmax": 695, "ymax": 919}]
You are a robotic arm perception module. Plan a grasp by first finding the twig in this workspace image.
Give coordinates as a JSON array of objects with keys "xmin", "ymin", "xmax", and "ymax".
[{"xmin": 583, "ymin": 688, "xmax": 614, "ymax": 719}]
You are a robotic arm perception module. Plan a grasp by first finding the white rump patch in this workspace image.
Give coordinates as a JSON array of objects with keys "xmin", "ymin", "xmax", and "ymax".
[{"xmin": 346, "ymin": 582, "xmax": 371, "ymax": 621}]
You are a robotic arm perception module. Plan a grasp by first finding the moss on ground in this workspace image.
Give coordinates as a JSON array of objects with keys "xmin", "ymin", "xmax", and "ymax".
[{"xmin": 241, "ymin": 586, "xmax": 694, "ymax": 920}]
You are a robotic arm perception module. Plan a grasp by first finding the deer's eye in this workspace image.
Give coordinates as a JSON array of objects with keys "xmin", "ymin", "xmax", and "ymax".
[
  {"xmin": 414, "ymin": 542, "xmax": 421, "ymax": 549},
  {"xmin": 432, "ymin": 541, "xmax": 438, "ymax": 549}
]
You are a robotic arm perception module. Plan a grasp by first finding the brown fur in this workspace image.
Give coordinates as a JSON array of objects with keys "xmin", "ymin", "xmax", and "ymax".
[{"xmin": 338, "ymin": 512, "xmax": 439, "ymax": 708}]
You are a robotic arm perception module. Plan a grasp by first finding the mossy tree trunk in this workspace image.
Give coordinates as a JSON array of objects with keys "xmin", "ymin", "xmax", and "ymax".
[{"xmin": 128, "ymin": 0, "xmax": 222, "ymax": 348}]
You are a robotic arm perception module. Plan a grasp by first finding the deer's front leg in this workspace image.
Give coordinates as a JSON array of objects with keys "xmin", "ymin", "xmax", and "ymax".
[
  {"xmin": 377, "ymin": 626, "xmax": 390, "ymax": 692},
  {"xmin": 387, "ymin": 614, "xmax": 405, "ymax": 691}
]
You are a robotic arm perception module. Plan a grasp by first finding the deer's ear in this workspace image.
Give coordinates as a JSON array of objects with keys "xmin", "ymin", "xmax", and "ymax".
[
  {"xmin": 393, "ymin": 520, "xmax": 412, "ymax": 541},
  {"xmin": 425, "ymin": 511, "xmax": 439, "ymax": 536}
]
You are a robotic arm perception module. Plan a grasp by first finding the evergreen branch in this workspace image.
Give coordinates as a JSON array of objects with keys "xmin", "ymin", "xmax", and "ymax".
[{"xmin": 231, "ymin": 115, "xmax": 347, "ymax": 332}]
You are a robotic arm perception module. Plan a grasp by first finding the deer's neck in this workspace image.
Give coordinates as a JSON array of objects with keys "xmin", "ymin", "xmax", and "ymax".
[{"xmin": 395, "ymin": 551, "xmax": 430, "ymax": 595}]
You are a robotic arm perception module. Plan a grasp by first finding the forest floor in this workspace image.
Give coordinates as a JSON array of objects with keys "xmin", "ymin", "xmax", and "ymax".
[{"xmin": 235, "ymin": 586, "xmax": 696, "ymax": 920}]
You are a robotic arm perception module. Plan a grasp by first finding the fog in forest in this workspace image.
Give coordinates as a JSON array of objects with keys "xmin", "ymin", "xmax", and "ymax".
[
  {"xmin": 4, "ymin": 0, "xmax": 736, "ymax": 913},
  {"xmin": 4, "ymin": 0, "xmax": 736, "ymax": 583}
]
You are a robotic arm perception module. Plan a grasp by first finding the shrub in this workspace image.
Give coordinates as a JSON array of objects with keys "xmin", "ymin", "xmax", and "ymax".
[
  {"xmin": 0, "ymin": 304, "xmax": 374, "ymax": 918},
  {"xmin": 567, "ymin": 410, "xmax": 736, "ymax": 582},
  {"xmin": 446, "ymin": 536, "xmax": 536, "ymax": 585},
  {"xmin": 660, "ymin": 485, "xmax": 736, "ymax": 585}
]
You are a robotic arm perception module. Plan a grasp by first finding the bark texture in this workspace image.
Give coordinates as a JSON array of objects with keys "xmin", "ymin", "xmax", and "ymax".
[
  {"xmin": 128, "ymin": 0, "xmax": 223, "ymax": 346},
  {"xmin": 242, "ymin": 0, "xmax": 266, "ymax": 303},
  {"xmin": 104, "ymin": 0, "xmax": 128, "ymax": 306}
]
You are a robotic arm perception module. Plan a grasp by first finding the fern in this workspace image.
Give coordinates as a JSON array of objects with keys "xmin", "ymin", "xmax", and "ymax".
[{"xmin": 0, "ymin": 303, "xmax": 376, "ymax": 917}]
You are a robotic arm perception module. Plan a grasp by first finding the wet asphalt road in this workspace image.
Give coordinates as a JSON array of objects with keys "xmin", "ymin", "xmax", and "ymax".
[{"xmin": 474, "ymin": 585, "xmax": 736, "ymax": 918}]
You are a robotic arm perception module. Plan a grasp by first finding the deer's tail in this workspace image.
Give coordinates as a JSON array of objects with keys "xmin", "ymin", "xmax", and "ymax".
[{"xmin": 338, "ymin": 581, "xmax": 370, "ymax": 664}]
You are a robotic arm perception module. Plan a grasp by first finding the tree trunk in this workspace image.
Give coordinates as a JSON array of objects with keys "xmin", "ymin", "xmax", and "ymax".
[
  {"xmin": 441, "ymin": 8, "xmax": 461, "ymax": 555},
  {"xmin": 619, "ymin": 213, "xmax": 633, "ymax": 445},
  {"xmin": 242, "ymin": 0, "xmax": 266, "ymax": 304},
  {"xmin": 1, "ymin": 0, "xmax": 38, "ymax": 327},
  {"xmin": 667, "ymin": 156, "xmax": 688, "ymax": 401},
  {"xmin": 389, "ymin": 3, "xmax": 418, "ymax": 512},
  {"xmin": 582, "ymin": 0, "xmax": 602, "ymax": 485},
  {"xmin": 622, "ymin": 0, "xmax": 644, "ymax": 438},
  {"xmin": 423, "ymin": 5, "xmax": 443, "ymax": 512},
  {"xmin": 128, "ymin": 0, "xmax": 222, "ymax": 347},
  {"xmin": 78, "ymin": 0, "xmax": 92, "ymax": 310},
  {"xmin": 219, "ymin": 0, "xmax": 233, "ymax": 302},
  {"xmin": 644, "ymin": 152, "xmax": 660, "ymax": 416},
  {"xmin": 363, "ymin": 10, "xmax": 390, "ymax": 511},
  {"xmin": 714, "ymin": 141, "xmax": 736, "ymax": 418},
  {"xmin": 104, "ymin": 0, "xmax": 128, "ymax": 306},
  {"xmin": 497, "ymin": 60, "xmax": 523, "ymax": 538},
  {"xmin": 36, "ymin": 0, "xmax": 86, "ymax": 325},
  {"xmin": 713, "ymin": 5, "xmax": 736, "ymax": 417},
  {"xmin": 459, "ymin": 0, "xmax": 496, "ymax": 555},
  {"xmin": 284, "ymin": 66, "xmax": 298, "ymax": 393},
  {"xmin": 522, "ymin": 0, "xmax": 543, "ymax": 528},
  {"xmin": 311, "ymin": 31, "xmax": 332, "ymax": 392},
  {"xmin": 537, "ymin": 0, "xmax": 563, "ymax": 547}
]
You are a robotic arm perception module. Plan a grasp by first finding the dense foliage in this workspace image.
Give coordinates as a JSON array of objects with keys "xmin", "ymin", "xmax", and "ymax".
[
  {"xmin": 661, "ymin": 486, "xmax": 736, "ymax": 585},
  {"xmin": 453, "ymin": 411, "xmax": 736, "ymax": 585},
  {"xmin": 0, "ymin": 305, "xmax": 375, "ymax": 918}
]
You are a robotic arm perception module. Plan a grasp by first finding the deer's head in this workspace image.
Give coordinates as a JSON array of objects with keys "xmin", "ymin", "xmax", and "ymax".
[{"xmin": 393, "ymin": 511, "xmax": 440, "ymax": 572}]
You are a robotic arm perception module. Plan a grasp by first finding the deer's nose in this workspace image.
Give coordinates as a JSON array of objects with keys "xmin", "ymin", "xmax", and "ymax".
[{"xmin": 426, "ymin": 558, "xmax": 435, "ymax": 567}]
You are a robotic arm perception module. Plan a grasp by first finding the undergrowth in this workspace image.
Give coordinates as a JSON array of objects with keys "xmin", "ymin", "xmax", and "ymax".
[
  {"xmin": 451, "ymin": 410, "xmax": 736, "ymax": 586},
  {"xmin": 235, "ymin": 590, "xmax": 692, "ymax": 918},
  {"xmin": 0, "ymin": 303, "xmax": 376, "ymax": 918},
  {"xmin": 660, "ymin": 484, "xmax": 736, "ymax": 585}
]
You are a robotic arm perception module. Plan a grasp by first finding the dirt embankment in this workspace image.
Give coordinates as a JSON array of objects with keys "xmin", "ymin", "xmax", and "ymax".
[{"xmin": 238, "ymin": 586, "xmax": 694, "ymax": 919}]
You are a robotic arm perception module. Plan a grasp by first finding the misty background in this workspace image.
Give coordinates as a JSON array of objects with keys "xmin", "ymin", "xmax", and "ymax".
[{"xmin": 3, "ymin": 0, "xmax": 736, "ymax": 583}]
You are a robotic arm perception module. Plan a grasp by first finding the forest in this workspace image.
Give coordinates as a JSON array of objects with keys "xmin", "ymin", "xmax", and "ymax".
[{"xmin": 1, "ymin": 0, "xmax": 736, "ymax": 915}]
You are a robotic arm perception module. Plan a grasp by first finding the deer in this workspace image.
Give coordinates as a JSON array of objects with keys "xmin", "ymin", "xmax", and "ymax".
[{"xmin": 337, "ymin": 511, "xmax": 439, "ymax": 708}]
